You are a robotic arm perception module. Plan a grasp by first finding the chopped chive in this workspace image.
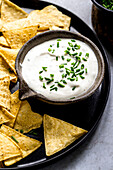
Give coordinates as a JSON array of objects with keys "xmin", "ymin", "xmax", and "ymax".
[
  {"xmin": 56, "ymin": 56, "xmax": 58, "ymax": 61},
  {"xmin": 76, "ymin": 77, "xmax": 78, "ymax": 81},
  {"xmin": 67, "ymin": 58, "xmax": 71, "ymax": 62},
  {"xmin": 50, "ymin": 84, "xmax": 55, "ymax": 88},
  {"xmin": 79, "ymin": 71, "xmax": 84, "ymax": 75},
  {"xmin": 71, "ymin": 67, "xmax": 74, "ymax": 71},
  {"xmin": 11, "ymin": 136, "xmax": 19, "ymax": 143},
  {"xmin": 59, "ymin": 64, "xmax": 64, "ymax": 69},
  {"xmin": 45, "ymin": 77, "xmax": 50, "ymax": 81},
  {"xmin": 68, "ymin": 42, "xmax": 73, "ymax": 47},
  {"xmin": 80, "ymin": 75, "xmax": 85, "ymax": 79},
  {"xmin": 57, "ymin": 41, "xmax": 59, "ymax": 48},
  {"xmin": 72, "ymin": 47, "xmax": 75, "ymax": 51},
  {"xmin": 67, "ymin": 47, "xmax": 70, "ymax": 50},
  {"xmin": 50, "ymin": 74, "xmax": 54, "ymax": 78},
  {"xmin": 70, "ymin": 97, "xmax": 75, "ymax": 99},
  {"xmin": 39, "ymin": 70, "xmax": 43, "ymax": 74},
  {"xmin": 76, "ymin": 69, "xmax": 80, "ymax": 72},
  {"xmin": 67, "ymin": 77, "xmax": 75, "ymax": 81},
  {"xmin": 72, "ymin": 86, "xmax": 76, "ymax": 90},
  {"xmin": 42, "ymin": 67, "xmax": 47, "ymax": 71},
  {"xmin": 85, "ymin": 53, "xmax": 89, "ymax": 57},
  {"xmin": 43, "ymin": 83, "xmax": 46, "ymax": 89},
  {"xmin": 85, "ymin": 68, "xmax": 88, "ymax": 73},
  {"xmin": 71, "ymin": 39, "xmax": 76, "ymax": 42},
  {"xmin": 50, "ymin": 45, "xmax": 52, "ymax": 47},
  {"xmin": 61, "ymin": 80, "xmax": 67, "ymax": 84},
  {"xmin": 79, "ymin": 52, "xmax": 82, "ymax": 56},
  {"xmin": 62, "ymin": 74, "xmax": 65, "ymax": 78},
  {"xmin": 47, "ymin": 78, "xmax": 54, "ymax": 84},
  {"xmin": 20, "ymin": 129, "xmax": 23, "ymax": 133},
  {"xmin": 48, "ymin": 48, "xmax": 51, "ymax": 52},
  {"xmin": 52, "ymin": 49, "xmax": 55, "ymax": 53},
  {"xmin": 57, "ymin": 39, "xmax": 61, "ymax": 41},
  {"xmin": 82, "ymin": 57, "xmax": 87, "ymax": 61},
  {"xmin": 61, "ymin": 56, "xmax": 65, "ymax": 60},
  {"xmin": 72, "ymin": 53, "xmax": 78, "ymax": 56},
  {"xmin": 81, "ymin": 64, "xmax": 84, "ymax": 69},
  {"xmin": 50, "ymin": 87, "xmax": 58, "ymax": 91},
  {"xmin": 39, "ymin": 76, "xmax": 43, "ymax": 81},
  {"xmin": 58, "ymin": 82, "xmax": 65, "ymax": 87}
]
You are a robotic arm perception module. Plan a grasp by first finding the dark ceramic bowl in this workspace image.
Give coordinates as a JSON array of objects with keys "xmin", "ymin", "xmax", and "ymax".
[
  {"xmin": 16, "ymin": 30, "xmax": 105, "ymax": 105},
  {"xmin": 91, "ymin": 0, "xmax": 113, "ymax": 14}
]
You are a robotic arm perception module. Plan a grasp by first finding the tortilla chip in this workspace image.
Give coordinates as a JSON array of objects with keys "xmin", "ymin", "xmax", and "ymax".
[
  {"xmin": 0, "ymin": 108, "xmax": 9, "ymax": 125},
  {"xmin": 0, "ymin": 132, "xmax": 22, "ymax": 161},
  {"xmin": 40, "ymin": 5, "xmax": 71, "ymax": 30},
  {"xmin": 2, "ymin": 107, "xmax": 15, "ymax": 119},
  {"xmin": 43, "ymin": 114, "xmax": 88, "ymax": 156},
  {"xmin": 0, "ymin": 46, "xmax": 19, "ymax": 74},
  {"xmin": 28, "ymin": 9, "xmax": 64, "ymax": 30},
  {"xmin": 0, "ymin": 36, "xmax": 9, "ymax": 47},
  {"xmin": 6, "ymin": 90, "xmax": 21, "ymax": 128},
  {"xmin": 0, "ymin": 55, "xmax": 17, "ymax": 83},
  {"xmin": 14, "ymin": 100, "xmax": 42, "ymax": 133},
  {"xmin": 0, "ymin": 76, "xmax": 10, "ymax": 110},
  {"xmin": 0, "ymin": 125, "xmax": 42, "ymax": 166},
  {"xmin": 3, "ymin": 26, "xmax": 38, "ymax": 49},
  {"xmin": 1, "ymin": 0, "xmax": 28, "ymax": 23}
]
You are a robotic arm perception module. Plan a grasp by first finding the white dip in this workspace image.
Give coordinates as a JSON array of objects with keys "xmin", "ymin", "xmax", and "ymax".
[{"xmin": 22, "ymin": 38, "xmax": 98, "ymax": 101}]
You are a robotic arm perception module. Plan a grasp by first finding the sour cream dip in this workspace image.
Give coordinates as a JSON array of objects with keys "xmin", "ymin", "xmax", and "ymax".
[{"xmin": 21, "ymin": 38, "xmax": 98, "ymax": 101}]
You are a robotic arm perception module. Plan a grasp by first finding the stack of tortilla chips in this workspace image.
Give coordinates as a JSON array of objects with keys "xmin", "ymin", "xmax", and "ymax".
[{"xmin": 0, "ymin": 0, "xmax": 88, "ymax": 168}]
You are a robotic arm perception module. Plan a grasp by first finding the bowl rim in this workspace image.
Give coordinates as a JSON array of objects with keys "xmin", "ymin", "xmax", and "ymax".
[
  {"xmin": 15, "ymin": 30, "xmax": 105, "ymax": 105},
  {"xmin": 91, "ymin": 0, "xmax": 113, "ymax": 13}
]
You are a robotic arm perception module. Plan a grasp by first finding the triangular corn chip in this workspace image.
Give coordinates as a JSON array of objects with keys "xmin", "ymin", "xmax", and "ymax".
[
  {"xmin": 0, "ymin": 46, "xmax": 19, "ymax": 74},
  {"xmin": 3, "ymin": 26, "xmax": 38, "ymax": 49},
  {"xmin": 43, "ymin": 114, "xmax": 88, "ymax": 156},
  {"xmin": 0, "ymin": 125, "xmax": 42, "ymax": 166},
  {"xmin": 0, "ymin": 108, "xmax": 9, "ymax": 125},
  {"xmin": 1, "ymin": 0, "xmax": 28, "ymax": 23},
  {"xmin": 0, "ymin": 19, "xmax": 2, "ymax": 32},
  {"xmin": 0, "ymin": 76, "xmax": 10, "ymax": 110},
  {"xmin": 0, "ymin": 36, "xmax": 9, "ymax": 47},
  {"xmin": 0, "ymin": 131, "xmax": 22, "ymax": 161},
  {"xmin": 14, "ymin": 100, "xmax": 42, "ymax": 133},
  {"xmin": 40, "ymin": 5, "xmax": 71, "ymax": 30},
  {"xmin": 0, "ymin": 55, "xmax": 17, "ymax": 83},
  {"xmin": 6, "ymin": 90, "xmax": 21, "ymax": 128}
]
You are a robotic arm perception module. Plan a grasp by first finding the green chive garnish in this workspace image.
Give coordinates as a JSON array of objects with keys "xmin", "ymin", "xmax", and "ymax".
[
  {"xmin": 48, "ymin": 48, "xmax": 51, "ymax": 52},
  {"xmin": 50, "ymin": 45, "xmax": 52, "ymax": 47},
  {"xmin": 82, "ymin": 57, "xmax": 87, "ymax": 61},
  {"xmin": 71, "ymin": 39, "xmax": 76, "ymax": 42},
  {"xmin": 39, "ymin": 76, "xmax": 43, "ymax": 81},
  {"xmin": 57, "ymin": 42, "xmax": 59, "ymax": 48},
  {"xmin": 56, "ymin": 56, "xmax": 58, "ymax": 61},
  {"xmin": 39, "ymin": 70, "xmax": 43, "ymax": 74},
  {"xmin": 50, "ymin": 74, "xmax": 54, "ymax": 78},
  {"xmin": 67, "ymin": 58, "xmax": 71, "ymax": 62},
  {"xmin": 72, "ymin": 86, "xmax": 76, "ymax": 90},
  {"xmin": 58, "ymin": 82, "xmax": 65, "ymax": 87},
  {"xmin": 11, "ymin": 136, "xmax": 19, "ymax": 143},
  {"xmin": 57, "ymin": 39, "xmax": 61, "ymax": 41},
  {"xmin": 47, "ymin": 78, "xmax": 54, "ymax": 84},
  {"xmin": 43, "ymin": 83, "xmax": 46, "ymax": 89},
  {"xmin": 50, "ymin": 87, "xmax": 58, "ymax": 91},
  {"xmin": 61, "ymin": 56, "xmax": 65, "ymax": 60},
  {"xmin": 85, "ymin": 68, "xmax": 88, "ymax": 73},
  {"xmin": 42, "ymin": 67, "xmax": 47, "ymax": 71}
]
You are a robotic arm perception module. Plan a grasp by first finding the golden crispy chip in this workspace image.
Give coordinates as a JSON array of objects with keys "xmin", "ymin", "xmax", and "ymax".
[
  {"xmin": 2, "ymin": 107, "xmax": 15, "ymax": 119},
  {"xmin": 0, "ymin": 108, "xmax": 9, "ymax": 125},
  {"xmin": 0, "ymin": 55, "xmax": 17, "ymax": 83},
  {"xmin": 14, "ymin": 100, "xmax": 42, "ymax": 133},
  {"xmin": 0, "ymin": 76, "xmax": 10, "ymax": 110},
  {"xmin": 1, "ymin": 0, "xmax": 28, "ymax": 23},
  {"xmin": 3, "ymin": 26, "xmax": 38, "ymax": 49},
  {"xmin": 0, "ymin": 125, "xmax": 42, "ymax": 166},
  {"xmin": 0, "ymin": 132, "xmax": 22, "ymax": 161},
  {"xmin": 40, "ymin": 5, "xmax": 71, "ymax": 30},
  {"xmin": 0, "ymin": 36, "xmax": 9, "ymax": 47},
  {"xmin": 0, "ymin": 46, "xmax": 19, "ymax": 74},
  {"xmin": 2, "ymin": 18, "xmax": 31, "ymax": 31},
  {"xmin": 6, "ymin": 90, "xmax": 21, "ymax": 128},
  {"xmin": 28, "ymin": 9, "xmax": 64, "ymax": 30},
  {"xmin": 43, "ymin": 114, "xmax": 88, "ymax": 156}
]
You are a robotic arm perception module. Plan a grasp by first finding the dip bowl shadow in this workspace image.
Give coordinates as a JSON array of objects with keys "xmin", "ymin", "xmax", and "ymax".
[{"xmin": 15, "ymin": 30, "xmax": 105, "ymax": 105}]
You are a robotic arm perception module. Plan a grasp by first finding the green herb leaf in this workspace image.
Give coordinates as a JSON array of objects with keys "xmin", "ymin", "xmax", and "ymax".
[{"xmin": 11, "ymin": 136, "xmax": 19, "ymax": 143}]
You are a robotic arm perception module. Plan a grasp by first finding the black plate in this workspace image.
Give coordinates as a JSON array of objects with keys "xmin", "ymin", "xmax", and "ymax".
[{"xmin": 3, "ymin": 0, "xmax": 110, "ymax": 169}]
